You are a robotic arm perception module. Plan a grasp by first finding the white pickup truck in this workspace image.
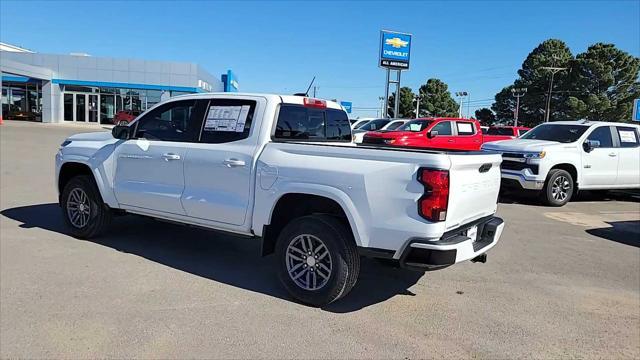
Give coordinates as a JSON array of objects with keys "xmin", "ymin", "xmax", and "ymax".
[
  {"xmin": 55, "ymin": 93, "xmax": 505, "ymax": 306},
  {"xmin": 482, "ymin": 120, "xmax": 640, "ymax": 206}
]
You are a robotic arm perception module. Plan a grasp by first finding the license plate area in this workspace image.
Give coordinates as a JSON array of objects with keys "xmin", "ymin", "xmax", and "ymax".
[{"xmin": 466, "ymin": 225, "xmax": 478, "ymax": 242}]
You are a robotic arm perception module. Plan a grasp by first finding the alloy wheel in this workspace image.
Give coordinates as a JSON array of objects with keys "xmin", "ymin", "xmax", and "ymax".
[{"xmin": 285, "ymin": 234, "xmax": 333, "ymax": 291}]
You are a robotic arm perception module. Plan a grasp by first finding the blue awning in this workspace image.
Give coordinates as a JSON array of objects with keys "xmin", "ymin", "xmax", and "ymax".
[{"xmin": 2, "ymin": 75, "xmax": 32, "ymax": 83}]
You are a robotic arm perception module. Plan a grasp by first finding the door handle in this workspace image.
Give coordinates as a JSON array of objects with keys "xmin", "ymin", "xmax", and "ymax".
[
  {"xmin": 223, "ymin": 158, "xmax": 246, "ymax": 167},
  {"xmin": 161, "ymin": 153, "xmax": 181, "ymax": 161},
  {"xmin": 448, "ymin": 139, "xmax": 454, "ymax": 143},
  {"xmin": 608, "ymin": 153, "xmax": 617, "ymax": 157}
]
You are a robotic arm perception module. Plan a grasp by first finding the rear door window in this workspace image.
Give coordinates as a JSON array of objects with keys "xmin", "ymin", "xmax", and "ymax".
[
  {"xmin": 616, "ymin": 126, "xmax": 640, "ymax": 148},
  {"xmin": 456, "ymin": 121, "xmax": 475, "ymax": 135},
  {"xmin": 199, "ymin": 99, "xmax": 257, "ymax": 144},
  {"xmin": 275, "ymin": 105, "xmax": 350, "ymax": 142}
]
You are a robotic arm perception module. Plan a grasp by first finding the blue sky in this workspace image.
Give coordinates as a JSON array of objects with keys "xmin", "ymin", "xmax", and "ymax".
[{"xmin": 2, "ymin": 0, "xmax": 639, "ymax": 118}]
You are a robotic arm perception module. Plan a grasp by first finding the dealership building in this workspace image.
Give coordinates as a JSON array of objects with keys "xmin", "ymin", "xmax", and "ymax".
[{"xmin": 0, "ymin": 42, "xmax": 238, "ymax": 124}]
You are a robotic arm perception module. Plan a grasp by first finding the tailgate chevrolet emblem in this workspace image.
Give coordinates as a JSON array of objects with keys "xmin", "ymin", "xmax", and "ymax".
[{"xmin": 478, "ymin": 163, "xmax": 492, "ymax": 173}]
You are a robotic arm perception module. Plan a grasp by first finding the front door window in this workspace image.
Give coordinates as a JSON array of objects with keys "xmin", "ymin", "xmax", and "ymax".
[{"xmin": 75, "ymin": 94, "xmax": 86, "ymax": 122}]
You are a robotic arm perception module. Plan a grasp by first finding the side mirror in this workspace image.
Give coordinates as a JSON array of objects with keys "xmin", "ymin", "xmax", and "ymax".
[
  {"xmin": 428, "ymin": 130, "xmax": 439, "ymax": 139},
  {"xmin": 112, "ymin": 125, "xmax": 131, "ymax": 140},
  {"xmin": 583, "ymin": 139, "xmax": 600, "ymax": 152}
]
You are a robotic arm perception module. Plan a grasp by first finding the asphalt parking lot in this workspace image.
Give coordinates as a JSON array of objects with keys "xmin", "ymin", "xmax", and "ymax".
[{"xmin": 1, "ymin": 120, "xmax": 639, "ymax": 359}]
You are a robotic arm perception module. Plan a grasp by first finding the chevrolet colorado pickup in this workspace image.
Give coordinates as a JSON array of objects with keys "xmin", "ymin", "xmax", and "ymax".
[
  {"xmin": 482, "ymin": 120, "xmax": 640, "ymax": 206},
  {"xmin": 56, "ymin": 93, "xmax": 505, "ymax": 306}
]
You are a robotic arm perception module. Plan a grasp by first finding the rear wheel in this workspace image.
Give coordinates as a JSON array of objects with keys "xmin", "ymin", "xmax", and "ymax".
[
  {"xmin": 276, "ymin": 215, "xmax": 359, "ymax": 307},
  {"xmin": 61, "ymin": 175, "xmax": 112, "ymax": 238},
  {"xmin": 541, "ymin": 169, "xmax": 574, "ymax": 206}
]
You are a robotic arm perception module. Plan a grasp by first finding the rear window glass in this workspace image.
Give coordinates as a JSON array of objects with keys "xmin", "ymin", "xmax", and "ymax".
[
  {"xmin": 616, "ymin": 127, "xmax": 639, "ymax": 148},
  {"xmin": 487, "ymin": 127, "xmax": 514, "ymax": 136},
  {"xmin": 275, "ymin": 105, "xmax": 351, "ymax": 141}
]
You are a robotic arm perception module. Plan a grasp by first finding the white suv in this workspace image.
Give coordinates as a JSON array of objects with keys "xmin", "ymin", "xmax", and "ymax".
[{"xmin": 482, "ymin": 120, "xmax": 640, "ymax": 206}]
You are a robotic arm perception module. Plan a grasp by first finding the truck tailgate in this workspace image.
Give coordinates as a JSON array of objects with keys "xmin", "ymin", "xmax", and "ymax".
[{"xmin": 445, "ymin": 153, "xmax": 502, "ymax": 230}]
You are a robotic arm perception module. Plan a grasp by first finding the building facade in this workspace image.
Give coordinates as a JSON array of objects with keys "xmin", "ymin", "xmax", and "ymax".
[{"xmin": 1, "ymin": 43, "xmax": 237, "ymax": 125}]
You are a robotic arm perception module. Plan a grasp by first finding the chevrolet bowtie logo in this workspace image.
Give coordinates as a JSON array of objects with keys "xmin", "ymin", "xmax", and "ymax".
[{"xmin": 385, "ymin": 37, "xmax": 408, "ymax": 48}]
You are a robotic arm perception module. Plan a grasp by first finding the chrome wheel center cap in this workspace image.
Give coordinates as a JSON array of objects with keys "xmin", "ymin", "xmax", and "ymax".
[
  {"xmin": 79, "ymin": 204, "xmax": 85, "ymax": 212},
  {"xmin": 306, "ymin": 256, "xmax": 316, "ymax": 267}
]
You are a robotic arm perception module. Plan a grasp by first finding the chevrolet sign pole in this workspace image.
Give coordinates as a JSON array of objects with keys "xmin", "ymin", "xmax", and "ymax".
[{"xmin": 380, "ymin": 30, "xmax": 412, "ymax": 118}]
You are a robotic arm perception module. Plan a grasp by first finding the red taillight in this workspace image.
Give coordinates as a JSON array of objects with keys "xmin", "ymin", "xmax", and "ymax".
[
  {"xmin": 303, "ymin": 98, "xmax": 327, "ymax": 108},
  {"xmin": 417, "ymin": 168, "xmax": 449, "ymax": 222}
]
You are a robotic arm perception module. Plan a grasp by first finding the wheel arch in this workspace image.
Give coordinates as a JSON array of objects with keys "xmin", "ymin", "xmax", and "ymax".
[
  {"xmin": 549, "ymin": 163, "xmax": 579, "ymax": 188},
  {"xmin": 58, "ymin": 161, "xmax": 112, "ymax": 206},
  {"xmin": 258, "ymin": 189, "xmax": 364, "ymax": 256}
]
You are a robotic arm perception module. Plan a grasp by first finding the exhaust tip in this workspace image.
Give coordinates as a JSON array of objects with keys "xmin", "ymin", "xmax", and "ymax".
[{"xmin": 471, "ymin": 254, "xmax": 487, "ymax": 263}]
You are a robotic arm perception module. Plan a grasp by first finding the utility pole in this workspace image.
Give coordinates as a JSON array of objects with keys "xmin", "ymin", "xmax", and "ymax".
[
  {"xmin": 455, "ymin": 91, "xmax": 468, "ymax": 117},
  {"xmin": 312, "ymin": 86, "xmax": 317, "ymax": 98},
  {"xmin": 541, "ymin": 66, "xmax": 566, "ymax": 122},
  {"xmin": 510, "ymin": 87, "xmax": 527, "ymax": 127}
]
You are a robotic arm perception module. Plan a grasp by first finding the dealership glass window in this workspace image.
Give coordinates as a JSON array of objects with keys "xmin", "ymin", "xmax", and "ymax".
[
  {"xmin": 146, "ymin": 90, "xmax": 163, "ymax": 109},
  {"xmin": 171, "ymin": 91, "xmax": 190, "ymax": 97},
  {"xmin": 100, "ymin": 94, "xmax": 115, "ymax": 124},
  {"xmin": 2, "ymin": 88, "xmax": 9, "ymax": 117},
  {"xmin": 63, "ymin": 85, "xmax": 98, "ymax": 93},
  {"xmin": 129, "ymin": 89, "xmax": 144, "ymax": 113},
  {"xmin": 64, "ymin": 94, "xmax": 74, "ymax": 121},
  {"xmin": 75, "ymin": 94, "xmax": 85, "ymax": 122}
]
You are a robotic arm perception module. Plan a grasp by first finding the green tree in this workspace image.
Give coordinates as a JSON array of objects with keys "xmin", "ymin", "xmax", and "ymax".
[
  {"xmin": 474, "ymin": 108, "xmax": 496, "ymax": 126},
  {"xmin": 387, "ymin": 86, "xmax": 415, "ymax": 117},
  {"xmin": 565, "ymin": 43, "xmax": 640, "ymax": 121},
  {"xmin": 493, "ymin": 39, "xmax": 574, "ymax": 126},
  {"xmin": 417, "ymin": 78, "xmax": 458, "ymax": 117}
]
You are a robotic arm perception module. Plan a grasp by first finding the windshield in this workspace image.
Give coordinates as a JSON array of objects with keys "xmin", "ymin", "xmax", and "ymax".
[
  {"xmin": 353, "ymin": 120, "xmax": 370, "ymax": 129},
  {"xmin": 358, "ymin": 119, "xmax": 390, "ymax": 131},
  {"xmin": 487, "ymin": 127, "xmax": 514, "ymax": 136},
  {"xmin": 397, "ymin": 119, "xmax": 433, "ymax": 132},
  {"xmin": 520, "ymin": 124, "xmax": 589, "ymax": 143},
  {"xmin": 385, "ymin": 121, "xmax": 405, "ymax": 130}
]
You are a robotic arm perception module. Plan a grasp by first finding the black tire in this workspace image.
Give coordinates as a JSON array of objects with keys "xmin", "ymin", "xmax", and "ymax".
[
  {"xmin": 60, "ymin": 175, "xmax": 112, "ymax": 238},
  {"xmin": 275, "ymin": 215, "xmax": 360, "ymax": 307},
  {"xmin": 541, "ymin": 169, "xmax": 574, "ymax": 207}
]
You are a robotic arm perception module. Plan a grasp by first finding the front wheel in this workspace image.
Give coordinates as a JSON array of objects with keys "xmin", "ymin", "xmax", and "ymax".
[
  {"xmin": 61, "ymin": 175, "xmax": 112, "ymax": 238},
  {"xmin": 276, "ymin": 215, "xmax": 359, "ymax": 307},
  {"xmin": 541, "ymin": 169, "xmax": 574, "ymax": 206}
]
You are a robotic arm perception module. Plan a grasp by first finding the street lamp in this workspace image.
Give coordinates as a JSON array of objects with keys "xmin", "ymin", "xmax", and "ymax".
[
  {"xmin": 510, "ymin": 87, "xmax": 527, "ymax": 127},
  {"xmin": 414, "ymin": 93, "xmax": 423, "ymax": 118},
  {"xmin": 378, "ymin": 96, "xmax": 385, "ymax": 118}
]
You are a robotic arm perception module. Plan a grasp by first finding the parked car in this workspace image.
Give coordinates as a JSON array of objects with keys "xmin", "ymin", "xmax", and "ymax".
[
  {"xmin": 482, "ymin": 120, "xmax": 640, "ymax": 206},
  {"xmin": 362, "ymin": 117, "xmax": 483, "ymax": 150},
  {"xmin": 113, "ymin": 110, "xmax": 142, "ymax": 125},
  {"xmin": 56, "ymin": 93, "xmax": 505, "ymax": 306},
  {"xmin": 352, "ymin": 118, "xmax": 392, "ymax": 143},
  {"xmin": 483, "ymin": 126, "xmax": 530, "ymax": 143}
]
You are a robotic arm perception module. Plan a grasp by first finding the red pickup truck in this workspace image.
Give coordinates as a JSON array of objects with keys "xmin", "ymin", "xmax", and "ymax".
[
  {"xmin": 362, "ymin": 117, "xmax": 483, "ymax": 150},
  {"xmin": 483, "ymin": 126, "xmax": 530, "ymax": 143}
]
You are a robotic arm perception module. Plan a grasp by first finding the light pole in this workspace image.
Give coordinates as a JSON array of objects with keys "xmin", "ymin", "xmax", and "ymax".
[
  {"xmin": 414, "ymin": 93, "xmax": 423, "ymax": 118},
  {"xmin": 455, "ymin": 91, "xmax": 468, "ymax": 117},
  {"xmin": 540, "ymin": 66, "xmax": 566, "ymax": 122},
  {"xmin": 378, "ymin": 96, "xmax": 385, "ymax": 118},
  {"xmin": 510, "ymin": 87, "xmax": 527, "ymax": 127}
]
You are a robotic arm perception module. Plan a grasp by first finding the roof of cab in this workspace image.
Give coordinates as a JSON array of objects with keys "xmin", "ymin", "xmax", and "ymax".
[
  {"xmin": 165, "ymin": 92, "xmax": 344, "ymax": 110},
  {"xmin": 540, "ymin": 120, "xmax": 640, "ymax": 128}
]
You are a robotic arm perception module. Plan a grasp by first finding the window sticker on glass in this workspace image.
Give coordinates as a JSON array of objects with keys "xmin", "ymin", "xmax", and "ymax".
[
  {"xmin": 619, "ymin": 130, "xmax": 637, "ymax": 143},
  {"xmin": 457, "ymin": 122, "xmax": 473, "ymax": 133},
  {"xmin": 204, "ymin": 105, "xmax": 250, "ymax": 132},
  {"xmin": 409, "ymin": 124, "xmax": 422, "ymax": 131}
]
